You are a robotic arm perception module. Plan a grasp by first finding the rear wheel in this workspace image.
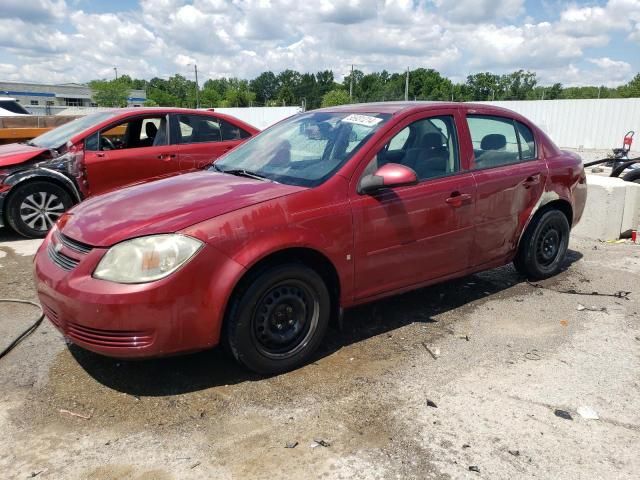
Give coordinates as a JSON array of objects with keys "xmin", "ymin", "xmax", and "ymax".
[
  {"xmin": 6, "ymin": 181, "xmax": 73, "ymax": 238},
  {"xmin": 622, "ymin": 169, "xmax": 640, "ymax": 184},
  {"xmin": 225, "ymin": 263, "xmax": 331, "ymax": 374},
  {"xmin": 514, "ymin": 209, "xmax": 570, "ymax": 280}
]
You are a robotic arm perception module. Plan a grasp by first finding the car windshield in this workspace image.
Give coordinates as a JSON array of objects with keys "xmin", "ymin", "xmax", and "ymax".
[
  {"xmin": 213, "ymin": 111, "xmax": 391, "ymax": 187},
  {"xmin": 29, "ymin": 111, "xmax": 120, "ymax": 150}
]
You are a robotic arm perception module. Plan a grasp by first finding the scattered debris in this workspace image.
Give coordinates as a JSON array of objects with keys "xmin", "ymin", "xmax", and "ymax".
[
  {"xmin": 422, "ymin": 343, "xmax": 440, "ymax": 359},
  {"xmin": 28, "ymin": 470, "xmax": 47, "ymax": 478},
  {"xmin": 459, "ymin": 334, "xmax": 470, "ymax": 341},
  {"xmin": 311, "ymin": 439, "xmax": 331, "ymax": 448},
  {"xmin": 524, "ymin": 350, "xmax": 541, "ymax": 361},
  {"xmin": 577, "ymin": 304, "xmax": 607, "ymax": 312},
  {"xmin": 469, "ymin": 466, "xmax": 480, "ymax": 473},
  {"xmin": 59, "ymin": 409, "xmax": 92, "ymax": 420},
  {"xmin": 508, "ymin": 450, "xmax": 520, "ymax": 457},
  {"xmin": 554, "ymin": 409, "xmax": 573, "ymax": 420},
  {"xmin": 577, "ymin": 406, "xmax": 599, "ymax": 420},
  {"xmin": 528, "ymin": 281, "xmax": 631, "ymax": 300},
  {"xmin": 560, "ymin": 320, "xmax": 569, "ymax": 327},
  {"xmin": 427, "ymin": 399, "xmax": 438, "ymax": 408},
  {"xmin": 462, "ymin": 444, "xmax": 471, "ymax": 449},
  {"xmin": 190, "ymin": 461, "xmax": 201, "ymax": 469},
  {"xmin": 285, "ymin": 441, "xmax": 298, "ymax": 449}
]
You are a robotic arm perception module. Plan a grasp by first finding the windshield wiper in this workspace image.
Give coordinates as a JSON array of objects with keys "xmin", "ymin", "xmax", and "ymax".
[{"xmin": 218, "ymin": 168, "xmax": 272, "ymax": 182}]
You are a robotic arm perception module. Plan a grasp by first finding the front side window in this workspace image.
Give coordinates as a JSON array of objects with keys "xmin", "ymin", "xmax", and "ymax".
[
  {"xmin": 363, "ymin": 115, "xmax": 460, "ymax": 181},
  {"xmin": 468, "ymin": 115, "xmax": 536, "ymax": 168},
  {"xmin": 85, "ymin": 115, "xmax": 168, "ymax": 151},
  {"xmin": 214, "ymin": 111, "xmax": 390, "ymax": 187}
]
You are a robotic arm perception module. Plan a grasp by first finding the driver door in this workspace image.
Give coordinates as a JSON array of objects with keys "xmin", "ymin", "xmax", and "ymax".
[
  {"xmin": 83, "ymin": 114, "xmax": 177, "ymax": 196},
  {"xmin": 350, "ymin": 109, "xmax": 477, "ymax": 300}
]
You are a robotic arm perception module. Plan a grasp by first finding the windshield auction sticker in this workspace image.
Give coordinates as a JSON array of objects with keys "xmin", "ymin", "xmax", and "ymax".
[{"xmin": 342, "ymin": 114, "xmax": 383, "ymax": 127}]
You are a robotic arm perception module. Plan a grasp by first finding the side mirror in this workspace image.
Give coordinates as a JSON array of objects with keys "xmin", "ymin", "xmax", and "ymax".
[{"xmin": 358, "ymin": 163, "xmax": 418, "ymax": 194}]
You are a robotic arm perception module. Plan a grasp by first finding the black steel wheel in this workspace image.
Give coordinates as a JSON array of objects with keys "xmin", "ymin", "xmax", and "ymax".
[
  {"xmin": 514, "ymin": 209, "xmax": 570, "ymax": 280},
  {"xmin": 6, "ymin": 181, "xmax": 73, "ymax": 238},
  {"xmin": 225, "ymin": 263, "xmax": 330, "ymax": 374}
]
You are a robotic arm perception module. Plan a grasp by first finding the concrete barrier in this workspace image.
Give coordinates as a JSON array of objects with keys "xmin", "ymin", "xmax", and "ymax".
[{"xmin": 572, "ymin": 174, "xmax": 640, "ymax": 241}]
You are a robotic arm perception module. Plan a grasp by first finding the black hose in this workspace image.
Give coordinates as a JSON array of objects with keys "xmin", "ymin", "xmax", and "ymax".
[{"xmin": 0, "ymin": 299, "xmax": 44, "ymax": 360}]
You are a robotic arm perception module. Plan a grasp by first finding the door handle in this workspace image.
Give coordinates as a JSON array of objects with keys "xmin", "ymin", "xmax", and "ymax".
[
  {"xmin": 523, "ymin": 174, "xmax": 541, "ymax": 188},
  {"xmin": 96, "ymin": 153, "xmax": 105, "ymax": 158},
  {"xmin": 445, "ymin": 192, "xmax": 472, "ymax": 208},
  {"xmin": 157, "ymin": 154, "xmax": 177, "ymax": 160}
]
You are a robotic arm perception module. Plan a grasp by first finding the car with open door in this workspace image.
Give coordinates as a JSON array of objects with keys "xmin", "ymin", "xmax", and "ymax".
[
  {"xmin": 34, "ymin": 102, "xmax": 586, "ymax": 374},
  {"xmin": 0, "ymin": 108, "xmax": 258, "ymax": 237}
]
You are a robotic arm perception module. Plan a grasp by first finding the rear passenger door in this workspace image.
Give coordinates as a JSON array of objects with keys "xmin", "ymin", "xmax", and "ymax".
[
  {"xmin": 171, "ymin": 114, "xmax": 250, "ymax": 171},
  {"xmin": 463, "ymin": 114, "xmax": 547, "ymax": 267}
]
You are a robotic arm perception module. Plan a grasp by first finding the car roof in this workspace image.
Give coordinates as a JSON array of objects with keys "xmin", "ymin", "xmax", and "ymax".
[{"xmin": 317, "ymin": 101, "xmax": 523, "ymax": 119}]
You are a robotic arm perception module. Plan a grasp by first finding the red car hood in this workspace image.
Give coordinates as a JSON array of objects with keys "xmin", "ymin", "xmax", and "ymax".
[
  {"xmin": 0, "ymin": 142, "xmax": 48, "ymax": 167},
  {"xmin": 62, "ymin": 171, "xmax": 305, "ymax": 247}
]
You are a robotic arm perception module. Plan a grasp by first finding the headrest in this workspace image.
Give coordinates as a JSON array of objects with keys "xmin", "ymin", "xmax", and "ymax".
[
  {"xmin": 421, "ymin": 133, "xmax": 443, "ymax": 149},
  {"xmin": 480, "ymin": 134, "xmax": 506, "ymax": 150}
]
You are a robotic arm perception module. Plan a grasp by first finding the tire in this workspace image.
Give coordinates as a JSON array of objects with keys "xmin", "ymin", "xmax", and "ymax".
[
  {"xmin": 622, "ymin": 170, "xmax": 640, "ymax": 184},
  {"xmin": 225, "ymin": 263, "xmax": 331, "ymax": 374},
  {"xmin": 514, "ymin": 209, "xmax": 570, "ymax": 280},
  {"xmin": 6, "ymin": 181, "xmax": 73, "ymax": 238}
]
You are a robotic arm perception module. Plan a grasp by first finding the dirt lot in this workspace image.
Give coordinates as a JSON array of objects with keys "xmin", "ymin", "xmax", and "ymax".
[{"xmin": 1, "ymin": 228, "xmax": 639, "ymax": 479}]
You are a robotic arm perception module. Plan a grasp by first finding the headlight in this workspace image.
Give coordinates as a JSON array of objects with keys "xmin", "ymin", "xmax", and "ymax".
[{"xmin": 93, "ymin": 234, "xmax": 203, "ymax": 284}]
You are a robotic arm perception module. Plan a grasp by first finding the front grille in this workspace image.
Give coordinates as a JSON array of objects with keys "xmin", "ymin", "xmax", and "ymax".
[
  {"xmin": 67, "ymin": 322, "xmax": 153, "ymax": 348},
  {"xmin": 47, "ymin": 243, "xmax": 80, "ymax": 271},
  {"xmin": 58, "ymin": 233, "xmax": 93, "ymax": 255}
]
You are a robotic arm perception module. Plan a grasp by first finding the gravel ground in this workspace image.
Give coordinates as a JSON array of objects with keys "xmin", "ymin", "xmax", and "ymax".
[{"xmin": 0, "ymin": 227, "xmax": 639, "ymax": 479}]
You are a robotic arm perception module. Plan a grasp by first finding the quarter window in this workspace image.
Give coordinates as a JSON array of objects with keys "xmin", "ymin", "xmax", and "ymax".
[
  {"xmin": 363, "ymin": 115, "xmax": 460, "ymax": 181},
  {"xmin": 467, "ymin": 115, "xmax": 536, "ymax": 168}
]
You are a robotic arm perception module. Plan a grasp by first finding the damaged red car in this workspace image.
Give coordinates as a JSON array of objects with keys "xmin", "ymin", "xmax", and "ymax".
[
  {"xmin": 0, "ymin": 108, "xmax": 258, "ymax": 238},
  {"xmin": 34, "ymin": 102, "xmax": 586, "ymax": 374}
]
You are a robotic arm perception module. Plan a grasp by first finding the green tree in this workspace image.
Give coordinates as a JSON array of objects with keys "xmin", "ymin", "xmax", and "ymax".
[
  {"xmin": 250, "ymin": 71, "xmax": 279, "ymax": 105},
  {"xmin": 89, "ymin": 79, "xmax": 130, "ymax": 107},
  {"xmin": 321, "ymin": 89, "xmax": 350, "ymax": 107},
  {"xmin": 618, "ymin": 74, "xmax": 640, "ymax": 98}
]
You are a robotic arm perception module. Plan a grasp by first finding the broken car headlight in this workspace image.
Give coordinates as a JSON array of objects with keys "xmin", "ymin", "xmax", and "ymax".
[{"xmin": 93, "ymin": 234, "xmax": 203, "ymax": 284}]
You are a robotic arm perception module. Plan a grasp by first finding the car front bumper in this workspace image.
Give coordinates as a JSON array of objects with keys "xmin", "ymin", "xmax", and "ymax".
[{"xmin": 34, "ymin": 230, "xmax": 245, "ymax": 359}]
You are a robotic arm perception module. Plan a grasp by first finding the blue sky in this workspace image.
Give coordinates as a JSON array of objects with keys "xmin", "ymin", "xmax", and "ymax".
[{"xmin": 0, "ymin": 0, "xmax": 638, "ymax": 86}]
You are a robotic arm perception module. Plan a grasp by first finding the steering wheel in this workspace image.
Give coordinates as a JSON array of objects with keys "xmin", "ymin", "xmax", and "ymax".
[{"xmin": 100, "ymin": 136, "xmax": 115, "ymax": 151}]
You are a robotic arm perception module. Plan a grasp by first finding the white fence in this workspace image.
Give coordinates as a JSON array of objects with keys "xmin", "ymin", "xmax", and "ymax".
[
  {"xmin": 212, "ymin": 106, "xmax": 302, "ymax": 129},
  {"xmin": 477, "ymin": 98, "xmax": 640, "ymax": 150}
]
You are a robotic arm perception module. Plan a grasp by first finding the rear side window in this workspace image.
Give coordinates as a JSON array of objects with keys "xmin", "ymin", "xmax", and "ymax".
[
  {"xmin": 219, "ymin": 118, "xmax": 251, "ymax": 140},
  {"xmin": 467, "ymin": 115, "xmax": 536, "ymax": 168},
  {"xmin": 176, "ymin": 115, "xmax": 221, "ymax": 144}
]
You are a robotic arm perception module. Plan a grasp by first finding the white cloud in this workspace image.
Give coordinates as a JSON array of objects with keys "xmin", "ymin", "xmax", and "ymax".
[
  {"xmin": 1, "ymin": 0, "xmax": 67, "ymax": 22},
  {"xmin": 433, "ymin": 0, "xmax": 525, "ymax": 23},
  {"xmin": 0, "ymin": 0, "xmax": 637, "ymax": 87}
]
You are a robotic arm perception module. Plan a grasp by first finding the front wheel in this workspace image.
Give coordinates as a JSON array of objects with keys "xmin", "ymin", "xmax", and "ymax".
[
  {"xmin": 225, "ymin": 264, "xmax": 331, "ymax": 374},
  {"xmin": 514, "ymin": 209, "xmax": 570, "ymax": 280},
  {"xmin": 6, "ymin": 181, "xmax": 73, "ymax": 238},
  {"xmin": 622, "ymin": 169, "xmax": 640, "ymax": 184}
]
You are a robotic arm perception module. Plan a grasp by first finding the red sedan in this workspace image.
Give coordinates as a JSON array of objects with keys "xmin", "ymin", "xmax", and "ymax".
[
  {"xmin": 0, "ymin": 108, "xmax": 258, "ymax": 238},
  {"xmin": 34, "ymin": 102, "xmax": 587, "ymax": 374}
]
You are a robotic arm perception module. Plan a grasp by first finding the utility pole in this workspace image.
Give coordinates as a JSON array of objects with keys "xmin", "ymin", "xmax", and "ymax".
[
  {"xmin": 349, "ymin": 64, "xmax": 354, "ymax": 100},
  {"xmin": 404, "ymin": 67, "xmax": 409, "ymax": 101},
  {"xmin": 113, "ymin": 67, "xmax": 118, "ymax": 80},
  {"xmin": 194, "ymin": 64, "xmax": 200, "ymax": 109},
  {"xmin": 598, "ymin": 86, "xmax": 601, "ymax": 99}
]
